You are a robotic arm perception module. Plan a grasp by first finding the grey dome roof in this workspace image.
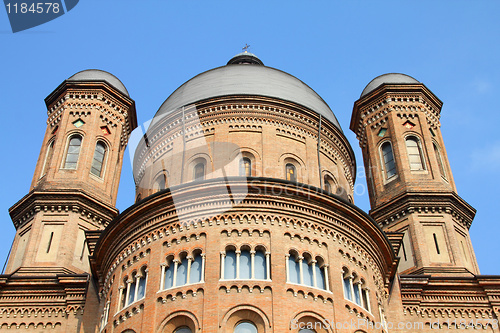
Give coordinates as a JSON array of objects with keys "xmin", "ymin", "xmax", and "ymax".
[
  {"xmin": 360, "ymin": 73, "xmax": 419, "ymax": 98},
  {"xmin": 152, "ymin": 61, "xmax": 341, "ymax": 130},
  {"xmin": 68, "ymin": 69, "xmax": 129, "ymax": 96}
]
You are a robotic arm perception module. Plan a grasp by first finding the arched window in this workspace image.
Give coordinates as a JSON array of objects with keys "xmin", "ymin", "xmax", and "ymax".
[
  {"xmin": 239, "ymin": 249, "xmax": 251, "ymax": 279},
  {"xmin": 433, "ymin": 143, "xmax": 446, "ymax": 178},
  {"xmin": 299, "ymin": 329, "xmax": 316, "ymax": 333},
  {"xmin": 234, "ymin": 321, "xmax": 257, "ymax": 333},
  {"xmin": 380, "ymin": 142, "xmax": 396, "ymax": 179},
  {"xmin": 286, "ymin": 163, "xmax": 296, "ymax": 182},
  {"xmin": 343, "ymin": 269, "xmax": 353, "ymax": 301},
  {"xmin": 405, "ymin": 136, "xmax": 425, "ymax": 171},
  {"xmin": 64, "ymin": 134, "xmax": 82, "ymax": 169},
  {"xmin": 288, "ymin": 252, "xmax": 301, "ymax": 284},
  {"xmin": 124, "ymin": 266, "xmax": 147, "ymax": 307},
  {"xmin": 324, "ymin": 175, "xmax": 335, "ymax": 193},
  {"xmin": 254, "ymin": 250, "xmax": 266, "ymax": 280},
  {"xmin": 41, "ymin": 139, "xmax": 55, "ymax": 176},
  {"xmin": 174, "ymin": 328, "xmax": 192, "ymax": 333},
  {"xmin": 224, "ymin": 249, "xmax": 237, "ymax": 280},
  {"xmin": 162, "ymin": 252, "xmax": 205, "ymax": 290},
  {"xmin": 239, "ymin": 157, "xmax": 252, "ymax": 177},
  {"xmin": 222, "ymin": 246, "xmax": 269, "ymax": 280},
  {"xmin": 91, "ymin": 141, "xmax": 107, "ymax": 177},
  {"xmin": 154, "ymin": 173, "xmax": 167, "ymax": 192},
  {"xmin": 287, "ymin": 252, "xmax": 328, "ymax": 290},
  {"xmin": 194, "ymin": 162, "xmax": 205, "ymax": 181},
  {"xmin": 137, "ymin": 266, "xmax": 147, "ymax": 300}
]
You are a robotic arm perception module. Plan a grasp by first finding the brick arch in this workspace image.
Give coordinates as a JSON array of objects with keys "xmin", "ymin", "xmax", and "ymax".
[
  {"xmin": 289, "ymin": 311, "xmax": 333, "ymax": 333},
  {"xmin": 158, "ymin": 311, "xmax": 199, "ymax": 333},
  {"xmin": 220, "ymin": 305, "xmax": 271, "ymax": 333}
]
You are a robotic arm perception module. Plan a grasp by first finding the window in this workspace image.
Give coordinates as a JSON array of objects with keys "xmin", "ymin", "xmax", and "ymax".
[
  {"xmin": 299, "ymin": 330, "xmax": 316, "ymax": 333},
  {"xmin": 121, "ymin": 266, "xmax": 147, "ymax": 308},
  {"xmin": 287, "ymin": 252, "xmax": 328, "ymax": 290},
  {"xmin": 286, "ymin": 163, "xmax": 296, "ymax": 182},
  {"xmin": 343, "ymin": 268, "xmax": 370, "ymax": 311},
  {"xmin": 343, "ymin": 269, "xmax": 353, "ymax": 301},
  {"xmin": 154, "ymin": 173, "xmax": 167, "ymax": 192},
  {"xmin": 41, "ymin": 139, "xmax": 55, "ymax": 176},
  {"xmin": 194, "ymin": 162, "xmax": 205, "ymax": 181},
  {"xmin": 222, "ymin": 246, "xmax": 269, "ymax": 280},
  {"xmin": 64, "ymin": 134, "xmax": 82, "ymax": 169},
  {"xmin": 91, "ymin": 141, "xmax": 107, "ymax": 177},
  {"xmin": 380, "ymin": 142, "xmax": 396, "ymax": 179},
  {"xmin": 433, "ymin": 143, "xmax": 446, "ymax": 178},
  {"xmin": 162, "ymin": 252, "xmax": 205, "ymax": 290},
  {"xmin": 234, "ymin": 322, "xmax": 257, "ymax": 333},
  {"xmin": 239, "ymin": 157, "xmax": 252, "ymax": 177},
  {"xmin": 174, "ymin": 328, "xmax": 192, "ymax": 333},
  {"xmin": 324, "ymin": 175, "xmax": 335, "ymax": 193},
  {"xmin": 405, "ymin": 136, "xmax": 425, "ymax": 171}
]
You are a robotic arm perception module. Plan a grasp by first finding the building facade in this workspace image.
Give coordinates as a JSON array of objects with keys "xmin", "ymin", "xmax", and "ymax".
[{"xmin": 0, "ymin": 53, "xmax": 499, "ymax": 332}]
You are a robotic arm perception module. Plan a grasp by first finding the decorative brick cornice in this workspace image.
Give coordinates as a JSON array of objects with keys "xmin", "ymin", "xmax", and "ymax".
[
  {"xmin": 370, "ymin": 191, "xmax": 476, "ymax": 229},
  {"xmin": 9, "ymin": 190, "xmax": 118, "ymax": 230},
  {"xmin": 400, "ymin": 275, "xmax": 500, "ymax": 320},
  {"xmin": 0, "ymin": 273, "xmax": 89, "ymax": 320}
]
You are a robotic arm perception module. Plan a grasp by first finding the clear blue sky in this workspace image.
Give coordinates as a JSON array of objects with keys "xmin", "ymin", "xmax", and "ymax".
[{"xmin": 1, "ymin": 1, "xmax": 499, "ymax": 274}]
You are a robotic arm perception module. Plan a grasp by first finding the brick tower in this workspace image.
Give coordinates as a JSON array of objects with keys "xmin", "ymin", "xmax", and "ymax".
[
  {"xmin": 1, "ymin": 70, "xmax": 136, "ymax": 330},
  {"xmin": 351, "ymin": 73, "xmax": 478, "ymax": 276}
]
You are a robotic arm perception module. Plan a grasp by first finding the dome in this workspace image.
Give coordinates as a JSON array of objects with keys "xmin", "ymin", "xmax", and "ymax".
[
  {"xmin": 360, "ymin": 73, "xmax": 419, "ymax": 98},
  {"xmin": 152, "ymin": 56, "xmax": 341, "ymax": 131},
  {"xmin": 68, "ymin": 69, "xmax": 129, "ymax": 96}
]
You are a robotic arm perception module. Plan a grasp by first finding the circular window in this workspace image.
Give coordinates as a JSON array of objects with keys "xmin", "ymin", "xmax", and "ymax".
[{"xmin": 234, "ymin": 321, "xmax": 257, "ymax": 333}]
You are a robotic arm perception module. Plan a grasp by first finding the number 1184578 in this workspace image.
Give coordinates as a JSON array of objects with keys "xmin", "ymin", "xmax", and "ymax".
[{"xmin": 5, "ymin": 2, "xmax": 60, "ymax": 14}]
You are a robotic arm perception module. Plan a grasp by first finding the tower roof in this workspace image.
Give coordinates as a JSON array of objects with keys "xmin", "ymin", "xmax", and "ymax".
[
  {"xmin": 360, "ymin": 73, "xmax": 419, "ymax": 98},
  {"xmin": 68, "ymin": 69, "xmax": 129, "ymax": 96},
  {"xmin": 151, "ymin": 53, "xmax": 341, "ymax": 131}
]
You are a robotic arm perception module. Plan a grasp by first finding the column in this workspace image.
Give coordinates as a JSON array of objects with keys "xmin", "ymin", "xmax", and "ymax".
[
  {"xmin": 364, "ymin": 287, "xmax": 371, "ymax": 312},
  {"xmin": 235, "ymin": 250, "xmax": 241, "ymax": 279},
  {"xmin": 311, "ymin": 260, "xmax": 317, "ymax": 288},
  {"xmin": 265, "ymin": 252, "xmax": 271, "ymax": 280},
  {"xmin": 125, "ymin": 280, "xmax": 132, "ymax": 306},
  {"xmin": 285, "ymin": 254, "xmax": 290, "ymax": 283},
  {"xmin": 298, "ymin": 256, "xmax": 304, "ymax": 285},
  {"xmin": 172, "ymin": 259, "xmax": 179, "ymax": 288},
  {"xmin": 220, "ymin": 251, "xmax": 225, "ymax": 280},
  {"xmin": 323, "ymin": 264, "xmax": 330, "ymax": 291},
  {"xmin": 133, "ymin": 274, "xmax": 141, "ymax": 301},
  {"xmin": 349, "ymin": 275, "xmax": 355, "ymax": 301},
  {"xmin": 117, "ymin": 286, "xmax": 124, "ymax": 312},
  {"xmin": 186, "ymin": 256, "xmax": 193, "ymax": 284},
  {"xmin": 200, "ymin": 253, "xmax": 206, "ymax": 283},
  {"xmin": 250, "ymin": 250, "xmax": 256, "ymax": 279},
  {"xmin": 160, "ymin": 263, "xmax": 167, "ymax": 290}
]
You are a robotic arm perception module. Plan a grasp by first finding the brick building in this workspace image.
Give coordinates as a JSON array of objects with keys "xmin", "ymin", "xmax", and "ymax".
[{"xmin": 1, "ymin": 52, "xmax": 499, "ymax": 332}]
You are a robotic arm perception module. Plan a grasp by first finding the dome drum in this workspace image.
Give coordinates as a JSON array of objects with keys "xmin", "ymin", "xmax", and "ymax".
[
  {"xmin": 133, "ymin": 95, "xmax": 355, "ymax": 203},
  {"xmin": 92, "ymin": 178, "xmax": 396, "ymax": 332}
]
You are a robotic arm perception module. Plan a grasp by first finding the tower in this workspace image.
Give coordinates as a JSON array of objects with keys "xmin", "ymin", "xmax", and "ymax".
[
  {"xmin": 351, "ymin": 74, "xmax": 478, "ymax": 276},
  {"xmin": 7, "ymin": 70, "xmax": 136, "ymax": 276},
  {"xmin": 0, "ymin": 70, "xmax": 136, "ymax": 331}
]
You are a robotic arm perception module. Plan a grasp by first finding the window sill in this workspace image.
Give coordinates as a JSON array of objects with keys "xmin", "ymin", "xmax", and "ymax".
[
  {"xmin": 114, "ymin": 298, "xmax": 145, "ymax": 317},
  {"xmin": 286, "ymin": 282, "xmax": 332, "ymax": 294},
  {"xmin": 344, "ymin": 298, "xmax": 372, "ymax": 315},
  {"xmin": 158, "ymin": 281, "xmax": 204, "ymax": 293},
  {"xmin": 219, "ymin": 278, "xmax": 271, "ymax": 282}
]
